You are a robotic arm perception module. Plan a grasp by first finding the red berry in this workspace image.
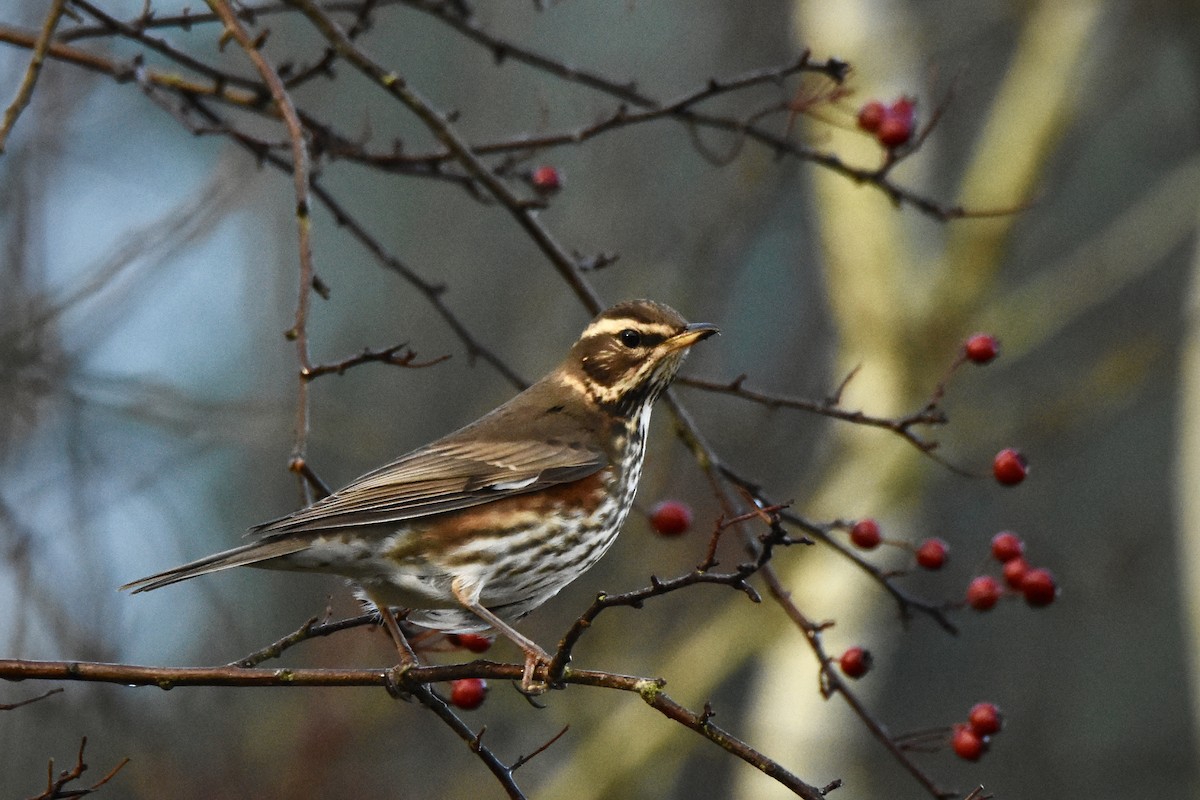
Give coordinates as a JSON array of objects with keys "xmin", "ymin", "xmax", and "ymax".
[
  {"xmin": 650, "ymin": 500, "xmax": 693, "ymax": 537},
  {"xmin": 992, "ymin": 448, "xmax": 1028, "ymax": 486},
  {"xmin": 966, "ymin": 575, "xmax": 1002, "ymax": 611},
  {"xmin": 850, "ymin": 518, "xmax": 882, "ymax": 550},
  {"xmin": 449, "ymin": 678, "xmax": 488, "ymax": 710},
  {"xmin": 951, "ymin": 723, "xmax": 987, "ymax": 761},
  {"xmin": 1020, "ymin": 567, "xmax": 1058, "ymax": 607},
  {"xmin": 877, "ymin": 114, "xmax": 913, "ymax": 148},
  {"xmin": 964, "ymin": 333, "xmax": 1000, "ymax": 364},
  {"xmin": 990, "ymin": 531, "xmax": 1025, "ymax": 563},
  {"xmin": 968, "ymin": 702, "xmax": 1003, "ymax": 737},
  {"xmin": 1002, "ymin": 556, "xmax": 1029, "ymax": 589},
  {"xmin": 448, "ymin": 633, "xmax": 493, "ymax": 653},
  {"xmin": 857, "ymin": 101, "xmax": 886, "ymax": 132},
  {"xmin": 889, "ymin": 96, "xmax": 916, "ymax": 124},
  {"xmin": 531, "ymin": 165, "xmax": 561, "ymax": 193},
  {"xmin": 838, "ymin": 646, "xmax": 873, "ymax": 679},
  {"xmin": 915, "ymin": 537, "xmax": 949, "ymax": 570}
]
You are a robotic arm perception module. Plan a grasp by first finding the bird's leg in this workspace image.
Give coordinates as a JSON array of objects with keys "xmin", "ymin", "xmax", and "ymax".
[
  {"xmin": 366, "ymin": 594, "xmax": 420, "ymax": 676},
  {"xmin": 452, "ymin": 579, "xmax": 551, "ymax": 695}
]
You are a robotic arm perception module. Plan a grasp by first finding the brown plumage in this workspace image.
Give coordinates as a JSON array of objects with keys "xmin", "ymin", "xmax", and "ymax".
[{"xmin": 123, "ymin": 300, "xmax": 718, "ymax": 691}]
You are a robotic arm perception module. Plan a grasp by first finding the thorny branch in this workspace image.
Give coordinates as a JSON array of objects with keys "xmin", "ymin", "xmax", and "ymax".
[
  {"xmin": 301, "ymin": 343, "xmax": 451, "ymax": 379},
  {"xmin": 24, "ymin": 738, "xmax": 130, "ymax": 800},
  {"xmin": 678, "ymin": 373, "xmax": 950, "ymax": 457},
  {"xmin": 755, "ymin": 564, "xmax": 957, "ymax": 799},
  {"xmin": 0, "ymin": 656, "xmax": 825, "ymax": 800},
  {"xmin": 660, "ymin": 393, "xmax": 961, "ymax": 797},
  {"xmin": 546, "ymin": 504, "xmax": 795, "ymax": 685},
  {"xmin": 0, "ymin": 3, "xmax": 1008, "ymax": 798},
  {"xmin": 285, "ymin": 0, "xmax": 607, "ymax": 314}
]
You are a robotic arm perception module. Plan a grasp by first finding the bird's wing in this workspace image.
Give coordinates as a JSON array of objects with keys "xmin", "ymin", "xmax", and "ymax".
[{"xmin": 252, "ymin": 437, "xmax": 608, "ymax": 535}]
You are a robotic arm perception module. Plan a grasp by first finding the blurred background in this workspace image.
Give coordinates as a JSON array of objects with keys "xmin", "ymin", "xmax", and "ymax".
[{"xmin": 1, "ymin": 0, "xmax": 1198, "ymax": 797}]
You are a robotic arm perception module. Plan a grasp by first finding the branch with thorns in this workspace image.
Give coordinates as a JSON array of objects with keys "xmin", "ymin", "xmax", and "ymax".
[
  {"xmin": 0, "ymin": 655, "xmax": 825, "ymax": 800},
  {"xmin": 0, "ymin": 3, "xmax": 1022, "ymax": 798},
  {"xmin": 301, "ymin": 343, "xmax": 451, "ymax": 379},
  {"xmin": 24, "ymin": 738, "xmax": 130, "ymax": 800}
]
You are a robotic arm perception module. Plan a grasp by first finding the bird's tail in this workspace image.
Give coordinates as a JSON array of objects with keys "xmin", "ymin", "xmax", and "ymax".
[{"xmin": 120, "ymin": 537, "xmax": 311, "ymax": 594}]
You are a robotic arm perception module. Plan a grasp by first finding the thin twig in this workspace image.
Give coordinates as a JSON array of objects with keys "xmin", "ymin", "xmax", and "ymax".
[
  {"xmin": 410, "ymin": 683, "xmax": 526, "ymax": 799},
  {"xmin": 1, "ymin": 687, "xmax": 63, "ymax": 711},
  {"xmin": 0, "ymin": 658, "xmax": 823, "ymax": 799},
  {"xmin": 25, "ymin": 737, "xmax": 130, "ymax": 800},
  {"xmin": 757, "ymin": 563, "xmax": 957, "ymax": 799},
  {"xmin": 286, "ymin": 0, "xmax": 606, "ymax": 313},
  {"xmin": 510, "ymin": 725, "xmax": 570, "ymax": 772},
  {"xmin": 301, "ymin": 343, "xmax": 450, "ymax": 379},
  {"xmin": 677, "ymin": 374, "xmax": 949, "ymax": 457},
  {"xmin": 204, "ymin": 0, "xmax": 320, "ymax": 502},
  {"xmin": 0, "ymin": 0, "xmax": 68, "ymax": 154},
  {"xmin": 546, "ymin": 505, "xmax": 792, "ymax": 684}
]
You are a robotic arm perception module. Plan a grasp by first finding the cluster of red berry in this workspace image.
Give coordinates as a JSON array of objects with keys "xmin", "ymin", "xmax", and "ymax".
[
  {"xmin": 951, "ymin": 702, "xmax": 1004, "ymax": 761},
  {"xmin": 856, "ymin": 96, "xmax": 917, "ymax": 149},
  {"xmin": 848, "ymin": 517, "xmax": 951, "ymax": 571},
  {"xmin": 967, "ymin": 531, "xmax": 1057, "ymax": 610}
]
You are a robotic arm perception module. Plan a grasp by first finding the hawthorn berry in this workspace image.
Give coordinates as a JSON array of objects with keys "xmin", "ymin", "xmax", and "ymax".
[
  {"xmin": 856, "ymin": 100, "xmax": 886, "ymax": 133},
  {"xmin": 889, "ymin": 96, "xmax": 916, "ymax": 125},
  {"xmin": 990, "ymin": 531, "xmax": 1025, "ymax": 563},
  {"xmin": 1020, "ymin": 567, "xmax": 1058, "ymax": 607},
  {"xmin": 839, "ymin": 646, "xmax": 873, "ymax": 679},
  {"xmin": 878, "ymin": 97, "xmax": 917, "ymax": 147},
  {"xmin": 951, "ymin": 723, "xmax": 987, "ymax": 761},
  {"xmin": 448, "ymin": 633, "xmax": 493, "ymax": 653},
  {"xmin": 968, "ymin": 702, "xmax": 1003, "ymax": 737},
  {"xmin": 877, "ymin": 114, "xmax": 913, "ymax": 148},
  {"xmin": 449, "ymin": 678, "xmax": 488, "ymax": 710},
  {"xmin": 1002, "ymin": 556, "xmax": 1030, "ymax": 589},
  {"xmin": 964, "ymin": 333, "xmax": 1000, "ymax": 365},
  {"xmin": 531, "ymin": 165, "xmax": 562, "ymax": 193},
  {"xmin": 915, "ymin": 537, "xmax": 949, "ymax": 570},
  {"xmin": 993, "ymin": 448, "xmax": 1029, "ymax": 486},
  {"xmin": 966, "ymin": 575, "xmax": 1002, "ymax": 611},
  {"xmin": 650, "ymin": 500, "xmax": 693, "ymax": 537},
  {"xmin": 850, "ymin": 518, "xmax": 882, "ymax": 550}
]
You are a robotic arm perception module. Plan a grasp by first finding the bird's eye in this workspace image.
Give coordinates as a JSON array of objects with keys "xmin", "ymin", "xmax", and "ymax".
[{"xmin": 618, "ymin": 329, "xmax": 642, "ymax": 348}]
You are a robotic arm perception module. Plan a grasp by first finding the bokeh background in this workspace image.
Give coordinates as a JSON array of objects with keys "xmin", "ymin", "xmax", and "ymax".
[{"xmin": 2, "ymin": 1, "xmax": 1199, "ymax": 798}]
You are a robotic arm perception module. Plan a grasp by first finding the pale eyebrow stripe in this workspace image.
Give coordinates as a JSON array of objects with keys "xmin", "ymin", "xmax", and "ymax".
[{"xmin": 580, "ymin": 319, "xmax": 677, "ymax": 339}]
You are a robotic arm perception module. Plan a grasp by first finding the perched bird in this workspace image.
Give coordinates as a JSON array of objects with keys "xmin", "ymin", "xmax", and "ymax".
[{"xmin": 123, "ymin": 300, "xmax": 718, "ymax": 692}]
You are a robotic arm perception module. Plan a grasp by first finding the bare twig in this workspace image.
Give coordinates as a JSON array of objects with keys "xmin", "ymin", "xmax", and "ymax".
[
  {"xmin": 0, "ymin": 657, "xmax": 825, "ymax": 798},
  {"xmin": 546, "ymin": 505, "xmax": 793, "ymax": 684},
  {"xmin": 287, "ymin": 0, "xmax": 606, "ymax": 313},
  {"xmin": 757, "ymin": 564, "xmax": 957, "ymax": 799},
  {"xmin": 0, "ymin": 26, "xmax": 260, "ymax": 106},
  {"xmin": 25, "ymin": 738, "xmax": 130, "ymax": 800},
  {"xmin": 0, "ymin": 0, "xmax": 68, "ymax": 154},
  {"xmin": 411, "ymin": 683, "xmax": 527, "ymax": 799},
  {"xmin": 301, "ymin": 343, "xmax": 450, "ymax": 379},
  {"xmin": 510, "ymin": 725, "xmax": 570, "ymax": 772},
  {"xmin": 677, "ymin": 374, "xmax": 950, "ymax": 457},
  {"xmin": 1, "ymin": 687, "xmax": 63, "ymax": 711},
  {"xmin": 204, "ymin": 0, "xmax": 320, "ymax": 502}
]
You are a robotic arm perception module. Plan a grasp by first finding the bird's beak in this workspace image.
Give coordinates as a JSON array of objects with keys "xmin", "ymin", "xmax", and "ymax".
[{"xmin": 665, "ymin": 322, "xmax": 720, "ymax": 351}]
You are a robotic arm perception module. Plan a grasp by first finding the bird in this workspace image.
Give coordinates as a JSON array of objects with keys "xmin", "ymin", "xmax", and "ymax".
[{"xmin": 123, "ymin": 299, "xmax": 718, "ymax": 692}]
